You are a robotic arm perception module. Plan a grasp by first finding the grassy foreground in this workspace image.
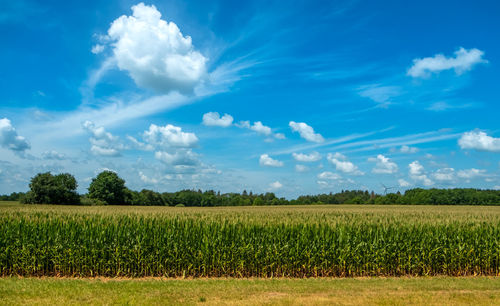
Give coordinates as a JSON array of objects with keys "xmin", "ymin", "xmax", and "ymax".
[{"xmin": 2, "ymin": 277, "xmax": 500, "ymax": 305}]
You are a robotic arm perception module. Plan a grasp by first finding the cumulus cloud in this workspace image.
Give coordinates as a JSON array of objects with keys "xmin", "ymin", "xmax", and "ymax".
[
  {"xmin": 235, "ymin": 121, "xmax": 250, "ymax": 128},
  {"xmin": 91, "ymin": 44, "xmax": 105, "ymax": 54},
  {"xmin": 432, "ymin": 168, "xmax": 456, "ymax": 182},
  {"xmin": 391, "ymin": 145, "xmax": 419, "ymax": 154},
  {"xmin": 407, "ymin": 47, "xmax": 487, "ymax": 78},
  {"xmin": 295, "ymin": 164, "xmax": 309, "ymax": 172},
  {"xmin": 274, "ymin": 133, "xmax": 286, "ymax": 140},
  {"xmin": 292, "ymin": 151, "xmax": 321, "ymax": 162},
  {"xmin": 317, "ymin": 171, "xmax": 354, "ymax": 188},
  {"xmin": 250, "ymin": 121, "xmax": 272, "ymax": 136},
  {"xmin": 398, "ymin": 179, "xmax": 411, "ymax": 187},
  {"xmin": 269, "ymin": 181, "xmax": 283, "ymax": 189},
  {"xmin": 409, "ymin": 160, "xmax": 424, "ymax": 176},
  {"xmin": 408, "ymin": 161, "xmax": 433, "ymax": 186},
  {"xmin": 155, "ymin": 150, "xmax": 199, "ymax": 166},
  {"xmin": 327, "ymin": 153, "xmax": 364, "ymax": 175},
  {"xmin": 137, "ymin": 123, "xmax": 206, "ymax": 168},
  {"xmin": 82, "ymin": 120, "xmax": 124, "ymax": 157},
  {"xmin": 289, "ymin": 121, "xmax": 324, "ymax": 143},
  {"xmin": 127, "ymin": 135, "xmax": 154, "ymax": 151},
  {"xmin": 143, "ymin": 123, "xmax": 198, "ymax": 148},
  {"xmin": 368, "ymin": 154, "xmax": 398, "ymax": 174},
  {"xmin": 42, "ymin": 150, "xmax": 66, "ymax": 160},
  {"xmin": 202, "ymin": 112, "xmax": 233, "ymax": 127},
  {"xmin": 139, "ymin": 171, "xmax": 158, "ymax": 184},
  {"xmin": 259, "ymin": 154, "xmax": 284, "ymax": 167},
  {"xmin": 317, "ymin": 171, "xmax": 342, "ymax": 180},
  {"xmin": 457, "ymin": 168, "xmax": 487, "ymax": 179},
  {"xmin": 235, "ymin": 120, "xmax": 284, "ymax": 140},
  {"xmin": 458, "ymin": 130, "xmax": 500, "ymax": 152},
  {"xmin": 104, "ymin": 3, "xmax": 207, "ymax": 93},
  {"xmin": 0, "ymin": 118, "xmax": 30, "ymax": 153}
]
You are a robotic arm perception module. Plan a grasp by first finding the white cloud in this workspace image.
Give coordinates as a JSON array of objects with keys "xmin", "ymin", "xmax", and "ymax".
[
  {"xmin": 91, "ymin": 146, "xmax": 121, "ymax": 157},
  {"xmin": 458, "ymin": 131, "xmax": 500, "ymax": 152},
  {"xmin": 292, "ymin": 151, "xmax": 321, "ymax": 162},
  {"xmin": 295, "ymin": 164, "xmax": 309, "ymax": 172},
  {"xmin": 104, "ymin": 3, "xmax": 207, "ymax": 93},
  {"xmin": 42, "ymin": 150, "xmax": 66, "ymax": 160},
  {"xmin": 408, "ymin": 161, "xmax": 433, "ymax": 186},
  {"xmin": 392, "ymin": 145, "xmax": 418, "ymax": 154},
  {"xmin": 317, "ymin": 171, "xmax": 342, "ymax": 180},
  {"xmin": 457, "ymin": 168, "xmax": 487, "ymax": 179},
  {"xmin": 250, "ymin": 121, "xmax": 272, "ymax": 136},
  {"xmin": 155, "ymin": 150, "xmax": 199, "ymax": 166},
  {"xmin": 269, "ymin": 181, "xmax": 283, "ymax": 189},
  {"xmin": 127, "ymin": 135, "xmax": 154, "ymax": 151},
  {"xmin": 432, "ymin": 168, "xmax": 455, "ymax": 182},
  {"xmin": 82, "ymin": 120, "xmax": 124, "ymax": 157},
  {"xmin": 139, "ymin": 171, "xmax": 158, "ymax": 184},
  {"xmin": 236, "ymin": 120, "xmax": 250, "ymax": 128},
  {"xmin": 235, "ymin": 120, "xmax": 284, "ymax": 140},
  {"xmin": 91, "ymin": 44, "xmax": 105, "ymax": 54},
  {"xmin": 426, "ymin": 101, "xmax": 476, "ymax": 112},
  {"xmin": 407, "ymin": 47, "xmax": 487, "ymax": 78},
  {"xmin": 368, "ymin": 154, "xmax": 398, "ymax": 174},
  {"xmin": 317, "ymin": 171, "xmax": 355, "ymax": 188},
  {"xmin": 409, "ymin": 160, "xmax": 424, "ymax": 176},
  {"xmin": 274, "ymin": 133, "xmax": 286, "ymax": 140},
  {"xmin": 331, "ymin": 152, "xmax": 346, "ymax": 160},
  {"xmin": 259, "ymin": 154, "xmax": 284, "ymax": 167},
  {"xmin": 413, "ymin": 175, "xmax": 433, "ymax": 186},
  {"xmin": 143, "ymin": 123, "xmax": 198, "ymax": 148},
  {"xmin": 289, "ymin": 121, "xmax": 324, "ymax": 143},
  {"xmin": 398, "ymin": 179, "xmax": 411, "ymax": 187},
  {"xmin": 0, "ymin": 118, "xmax": 30, "ymax": 153},
  {"xmin": 202, "ymin": 112, "xmax": 233, "ymax": 127},
  {"xmin": 327, "ymin": 153, "xmax": 364, "ymax": 175},
  {"xmin": 317, "ymin": 180, "xmax": 330, "ymax": 188},
  {"xmin": 358, "ymin": 85, "xmax": 400, "ymax": 106}
]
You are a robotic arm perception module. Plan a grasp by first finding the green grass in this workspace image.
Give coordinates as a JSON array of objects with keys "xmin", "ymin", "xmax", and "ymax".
[{"xmin": 1, "ymin": 277, "xmax": 500, "ymax": 305}]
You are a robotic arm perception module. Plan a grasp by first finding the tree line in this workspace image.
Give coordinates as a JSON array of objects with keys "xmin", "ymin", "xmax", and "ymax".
[{"xmin": 1, "ymin": 171, "xmax": 500, "ymax": 206}]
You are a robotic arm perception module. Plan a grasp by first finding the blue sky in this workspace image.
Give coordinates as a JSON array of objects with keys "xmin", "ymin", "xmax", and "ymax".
[{"xmin": 1, "ymin": 0, "xmax": 499, "ymax": 197}]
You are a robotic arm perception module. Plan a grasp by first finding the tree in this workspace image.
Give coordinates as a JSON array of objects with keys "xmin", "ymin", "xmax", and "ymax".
[
  {"xmin": 88, "ymin": 171, "xmax": 127, "ymax": 205},
  {"xmin": 23, "ymin": 172, "xmax": 80, "ymax": 204}
]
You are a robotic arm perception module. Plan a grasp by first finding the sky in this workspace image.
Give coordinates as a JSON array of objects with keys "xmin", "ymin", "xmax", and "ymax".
[{"xmin": 0, "ymin": 0, "xmax": 499, "ymax": 198}]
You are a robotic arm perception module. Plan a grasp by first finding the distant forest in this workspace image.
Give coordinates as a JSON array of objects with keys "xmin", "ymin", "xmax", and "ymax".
[{"xmin": 1, "ymin": 171, "xmax": 500, "ymax": 206}]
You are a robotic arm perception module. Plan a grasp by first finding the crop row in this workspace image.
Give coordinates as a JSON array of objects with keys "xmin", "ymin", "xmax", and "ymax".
[{"xmin": 0, "ymin": 213, "xmax": 499, "ymax": 277}]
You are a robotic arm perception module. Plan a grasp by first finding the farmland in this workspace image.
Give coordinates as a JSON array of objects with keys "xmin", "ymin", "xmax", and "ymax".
[{"xmin": 1, "ymin": 203, "xmax": 500, "ymax": 278}]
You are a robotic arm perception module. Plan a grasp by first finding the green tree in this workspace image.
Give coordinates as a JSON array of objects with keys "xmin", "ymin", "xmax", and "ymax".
[
  {"xmin": 23, "ymin": 172, "xmax": 80, "ymax": 204},
  {"xmin": 88, "ymin": 171, "xmax": 127, "ymax": 205}
]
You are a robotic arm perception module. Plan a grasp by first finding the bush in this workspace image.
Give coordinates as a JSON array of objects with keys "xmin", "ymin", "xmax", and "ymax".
[{"xmin": 80, "ymin": 196, "xmax": 106, "ymax": 206}]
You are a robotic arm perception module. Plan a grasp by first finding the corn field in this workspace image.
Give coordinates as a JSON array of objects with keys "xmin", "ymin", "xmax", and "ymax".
[{"xmin": 1, "ymin": 205, "xmax": 500, "ymax": 277}]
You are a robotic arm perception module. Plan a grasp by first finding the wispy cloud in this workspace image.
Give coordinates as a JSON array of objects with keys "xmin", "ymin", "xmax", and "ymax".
[{"xmin": 271, "ymin": 126, "xmax": 395, "ymax": 156}]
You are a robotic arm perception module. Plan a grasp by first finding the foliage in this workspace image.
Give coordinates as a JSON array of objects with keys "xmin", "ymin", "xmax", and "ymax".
[
  {"xmin": 0, "ymin": 192, "xmax": 25, "ymax": 201},
  {"xmin": 88, "ymin": 171, "xmax": 127, "ymax": 205},
  {"xmin": 22, "ymin": 172, "xmax": 80, "ymax": 205},
  {"xmin": 80, "ymin": 196, "xmax": 106, "ymax": 206}
]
